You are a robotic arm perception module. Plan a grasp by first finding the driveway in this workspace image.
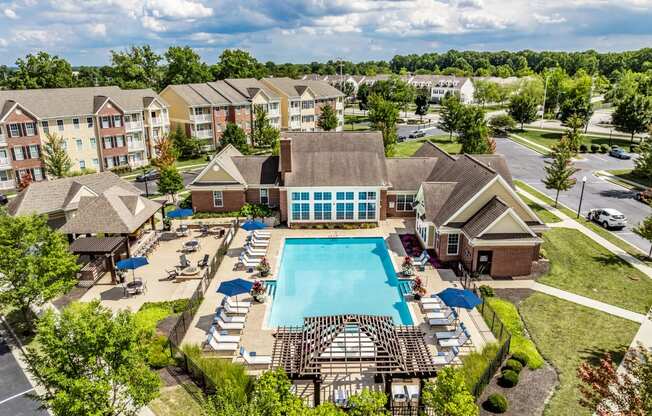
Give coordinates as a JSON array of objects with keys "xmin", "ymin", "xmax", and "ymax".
[
  {"xmin": 131, "ymin": 170, "xmax": 199, "ymax": 196},
  {"xmin": 0, "ymin": 332, "xmax": 47, "ymax": 416},
  {"xmin": 495, "ymin": 137, "xmax": 652, "ymax": 254}
]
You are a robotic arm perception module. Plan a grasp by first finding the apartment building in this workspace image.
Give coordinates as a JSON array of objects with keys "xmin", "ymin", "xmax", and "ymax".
[
  {"xmin": 260, "ymin": 78, "xmax": 344, "ymax": 132},
  {"xmin": 0, "ymin": 86, "xmax": 169, "ymax": 189},
  {"xmin": 161, "ymin": 78, "xmax": 344, "ymax": 148}
]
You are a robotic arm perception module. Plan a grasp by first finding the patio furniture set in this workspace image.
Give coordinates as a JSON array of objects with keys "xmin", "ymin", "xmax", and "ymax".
[
  {"xmin": 235, "ymin": 230, "xmax": 271, "ymax": 271},
  {"xmin": 132, "ymin": 231, "xmax": 160, "ymax": 257},
  {"xmin": 166, "ymin": 252, "xmax": 210, "ymax": 280},
  {"xmin": 391, "ymin": 383, "xmax": 420, "ymax": 406}
]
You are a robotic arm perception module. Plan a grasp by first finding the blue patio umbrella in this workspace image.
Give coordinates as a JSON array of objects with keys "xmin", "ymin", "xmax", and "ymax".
[
  {"xmin": 216, "ymin": 278, "xmax": 254, "ymax": 303},
  {"xmin": 437, "ymin": 288, "xmax": 482, "ymax": 309},
  {"xmin": 116, "ymin": 256, "xmax": 149, "ymax": 283},
  {"xmin": 167, "ymin": 208, "xmax": 194, "ymax": 218},
  {"xmin": 241, "ymin": 219, "xmax": 267, "ymax": 231}
]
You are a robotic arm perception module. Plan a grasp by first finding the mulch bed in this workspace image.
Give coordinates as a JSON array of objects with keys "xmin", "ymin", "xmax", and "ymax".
[
  {"xmin": 479, "ymin": 363, "xmax": 558, "ymax": 416},
  {"xmin": 493, "ymin": 288, "xmax": 534, "ymax": 306},
  {"xmin": 398, "ymin": 234, "xmax": 444, "ymax": 268}
]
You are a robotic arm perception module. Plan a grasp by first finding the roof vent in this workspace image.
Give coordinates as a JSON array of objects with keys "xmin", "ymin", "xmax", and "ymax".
[{"xmin": 212, "ymin": 165, "xmax": 220, "ymax": 172}]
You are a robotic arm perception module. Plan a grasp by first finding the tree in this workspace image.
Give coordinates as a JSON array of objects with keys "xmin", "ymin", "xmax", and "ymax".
[
  {"xmin": 163, "ymin": 46, "xmax": 212, "ymax": 86},
  {"xmin": 488, "ymin": 114, "xmax": 516, "ymax": 135},
  {"xmin": 42, "ymin": 133, "xmax": 72, "ymax": 178},
  {"xmin": 252, "ymin": 106, "xmax": 279, "ymax": 147},
  {"xmin": 347, "ymin": 389, "xmax": 388, "ymax": 415},
  {"xmin": 157, "ymin": 166, "xmax": 184, "ymax": 203},
  {"xmin": 611, "ymin": 93, "xmax": 652, "ymax": 141},
  {"xmin": 7, "ymin": 52, "xmax": 74, "ymax": 89},
  {"xmin": 564, "ymin": 114, "xmax": 585, "ymax": 153},
  {"xmin": 422, "ymin": 367, "xmax": 479, "ymax": 416},
  {"xmin": 214, "ymin": 49, "xmax": 266, "ymax": 80},
  {"xmin": 24, "ymin": 301, "xmax": 160, "ymax": 415},
  {"xmin": 110, "ymin": 45, "xmax": 162, "ymax": 89},
  {"xmin": 634, "ymin": 215, "xmax": 652, "ymax": 258},
  {"xmin": 221, "ymin": 123, "xmax": 250, "ymax": 154},
  {"xmin": 340, "ymin": 81, "xmax": 355, "ymax": 102},
  {"xmin": 558, "ymin": 72, "xmax": 594, "ymax": 125},
  {"xmin": 577, "ymin": 345, "xmax": 652, "ymax": 415},
  {"xmin": 438, "ymin": 94, "xmax": 465, "ymax": 140},
  {"xmin": 317, "ymin": 104, "xmax": 338, "ymax": 131},
  {"xmin": 17, "ymin": 171, "xmax": 32, "ymax": 191},
  {"xmin": 458, "ymin": 106, "xmax": 494, "ymax": 154},
  {"xmin": 357, "ymin": 83, "xmax": 371, "ymax": 111},
  {"xmin": 542, "ymin": 145, "xmax": 579, "ymax": 207},
  {"xmin": 367, "ymin": 94, "xmax": 399, "ymax": 156},
  {"xmin": 634, "ymin": 141, "xmax": 652, "ymax": 180},
  {"xmin": 0, "ymin": 213, "xmax": 79, "ymax": 327},
  {"xmin": 151, "ymin": 135, "xmax": 178, "ymax": 169},
  {"xmin": 414, "ymin": 91, "xmax": 430, "ymax": 122},
  {"xmin": 473, "ymin": 80, "xmax": 500, "ymax": 106},
  {"xmin": 170, "ymin": 125, "xmax": 201, "ymax": 160},
  {"xmin": 508, "ymin": 91, "xmax": 539, "ymax": 129}
]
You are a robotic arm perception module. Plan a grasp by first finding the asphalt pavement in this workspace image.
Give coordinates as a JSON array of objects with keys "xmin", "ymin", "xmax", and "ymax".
[
  {"xmin": 0, "ymin": 332, "xmax": 46, "ymax": 416},
  {"xmin": 495, "ymin": 137, "xmax": 652, "ymax": 254},
  {"xmin": 132, "ymin": 170, "xmax": 199, "ymax": 196}
]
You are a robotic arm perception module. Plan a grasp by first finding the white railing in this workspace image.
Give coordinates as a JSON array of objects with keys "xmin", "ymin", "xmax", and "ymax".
[
  {"xmin": 268, "ymin": 108, "xmax": 280, "ymax": 117},
  {"xmin": 193, "ymin": 129, "xmax": 213, "ymax": 139},
  {"xmin": 129, "ymin": 159, "xmax": 147, "ymax": 168},
  {"xmin": 128, "ymin": 140, "xmax": 145, "ymax": 151},
  {"xmin": 290, "ymin": 122, "xmax": 301, "ymax": 130},
  {"xmin": 150, "ymin": 117, "xmax": 163, "ymax": 126},
  {"xmin": 336, "ymin": 102, "xmax": 343, "ymax": 110},
  {"xmin": 125, "ymin": 121, "xmax": 143, "ymax": 131},
  {"xmin": 290, "ymin": 107, "xmax": 301, "ymax": 115},
  {"xmin": 0, "ymin": 179, "xmax": 14, "ymax": 190},
  {"xmin": 190, "ymin": 113, "xmax": 212, "ymax": 123},
  {"xmin": 0, "ymin": 133, "xmax": 6, "ymax": 146}
]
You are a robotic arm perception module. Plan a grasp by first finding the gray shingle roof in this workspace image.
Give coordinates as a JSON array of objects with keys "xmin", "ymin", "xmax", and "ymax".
[
  {"xmin": 232, "ymin": 156, "xmax": 279, "ymax": 185},
  {"xmin": 461, "ymin": 197, "xmax": 509, "ymax": 238},
  {"xmin": 420, "ymin": 182, "xmax": 458, "ymax": 221},
  {"xmin": 225, "ymin": 78, "xmax": 281, "ymax": 101},
  {"xmin": 386, "ymin": 158, "xmax": 438, "ymax": 191},
  {"xmin": 7, "ymin": 171, "xmax": 142, "ymax": 216},
  {"xmin": 282, "ymin": 132, "xmax": 390, "ymax": 187}
]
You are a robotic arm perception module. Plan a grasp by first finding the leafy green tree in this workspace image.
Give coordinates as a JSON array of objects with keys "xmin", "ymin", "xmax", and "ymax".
[
  {"xmin": 558, "ymin": 72, "xmax": 593, "ymax": 125},
  {"xmin": 7, "ymin": 52, "xmax": 74, "ymax": 89},
  {"xmin": 458, "ymin": 106, "xmax": 494, "ymax": 154},
  {"xmin": 0, "ymin": 212, "xmax": 79, "ymax": 327},
  {"xmin": 340, "ymin": 81, "xmax": 355, "ymax": 102},
  {"xmin": 564, "ymin": 114, "xmax": 585, "ymax": 153},
  {"xmin": 438, "ymin": 94, "xmax": 465, "ymax": 140},
  {"xmin": 214, "ymin": 49, "xmax": 267, "ymax": 80},
  {"xmin": 542, "ymin": 145, "xmax": 579, "ymax": 207},
  {"xmin": 75, "ymin": 66, "xmax": 107, "ymax": 87},
  {"xmin": 317, "ymin": 104, "xmax": 338, "ymax": 131},
  {"xmin": 634, "ymin": 216, "xmax": 652, "ymax": 258},
  {"xmin": 508, "ymin": 91, "xmax": 539, "ymax": 129},
  {"xmin": 250, "ymin": 368, "xmax": 305, "ymax": 415},
  {"xmin": 25, "ymin": 301, "xmax": 160, "ymax": 416},
  {"xmin": 367, "ymin": 94, "xmax": 399, "ymax": 155},
  {"xmin": 357, "ymin": 83, "xmax": 371, "ymax": 111},
  {"xmin": 157, "ymin": 166, "xmax": 184, "ymax": 202},
  {"xmin": 414, "ymin": 91, "xmax": 430, "ymax": 122},
  {"xmin": 252, "ymin": 106, "xmax": 279, "ymax": 147},
  {"xmin": 422, "ymin": 367, "xmax": 479, "ymax": 416},
  {"xmin": 634, "ymin": 141, "xmax": 652, "ymax": 180},
  {"xmin": 110, "ymin": 45, "xmax": 162, "ymax": 89},
  {"xmin": 42, "ymin": 132, "xmax": 72, "ymax": 178},
  {"xmin": 170, "ymin": 125, "xmax": 201, "ymax": 160},
  {"xmin": 163, "ymin": 46, "xmax": 212, "ymax": 86},
  {"xmin": 221, "ymin": 123, "xmax": 250, "ymax": 153},
  {"xmin": 392, "ymin": 78, "xmax": 416, "ymax": 118},
  {"xmin": 347, "ymin": 389, "xmax": 388, "ymax": 415},
  {"xmin": 488, "ymin": 114, "xmax": 516, "ymax": 135},
  {"xmin": 611, "ymin": 93, "xmax": 652, "ymax": 142},
  {"xmin": 473, "ymin": 80, "xmax": 500, "ymax": 106}
]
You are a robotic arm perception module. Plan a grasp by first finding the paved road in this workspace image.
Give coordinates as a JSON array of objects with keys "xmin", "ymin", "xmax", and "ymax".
[
  {"xmin": 397, "ymin": 124, "xmax": 445, "ymax": 139},
  {"xmin": 495, "ymin": 137, "xmax": 652, "ymax": 254},
  {"xmin": 0, "ymin": 333, "xmax": 46, "ymax": 416},
  {"xmin": 132, "ymin": 170, "xmax": 199, "ymax": 196}
]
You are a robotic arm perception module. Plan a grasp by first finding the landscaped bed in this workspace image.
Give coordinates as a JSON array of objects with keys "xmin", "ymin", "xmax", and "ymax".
[
  {"xmin": 539, "ymin": 228, "xmax": 652, "ymax": 314},
  {"xmin": 520, "ymin": 293, "xmax": 639, "ymax": 416},
  {"xmin": 606, "ymin": 168, "xmax": 652, "ymax": 188}
]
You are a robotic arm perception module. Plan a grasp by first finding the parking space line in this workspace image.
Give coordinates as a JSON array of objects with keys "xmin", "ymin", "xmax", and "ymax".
[{"xmin": 0, "ymin": 388, "xmax": 35, "ymax": 405}]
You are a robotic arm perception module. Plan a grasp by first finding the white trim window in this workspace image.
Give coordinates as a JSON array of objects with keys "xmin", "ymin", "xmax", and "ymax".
[
  {"xmin": 396, "ymin": 194, "xmax": 415, "ymax": 211},
  {"xmin": 358, "ymin": 202, "xmax": 376, "ymax": 220},
  {"xmin": 213, "ymin": 191, "xmax": 223, "ymax": 208},
  {"xmin": 113, "ymin": 115, "xmax": 122, "ymax": 127},
  {"xmin": 87, "ymin": 117, "xmax": 94, "ymax": 128},
  {"xmin": 41, "ymin": 120, "xmax": 49, "ymax": 134},
  {"xmin": 101, "ymin": 116, "xmax": 111, "ymax": 129},
  {"xmin": 260, "ymin": 188, "xmax": 269, "ymax": 205},
  {"xmin": 76, "ymin": 139, "xmax": 83, "ymax": 151},
  {"xmin": 57, "ymin": 119, "xmax": 64, "ymax": 131},
  {"xmin": 292, "ymin": 202, "xmax": 310, "ymax": 221},
  {"xmin": 24, "ymin": 123, "xmax": 35, "ymax": 136},
  {"xmin": 73, "ymin": 118, "xmax": 80, "ymax": 129},
  {"xmin": 9, "ymin": 124, "xmax": 19, "ymax": 137},
  {"xmin": 447, "ymin": 234, "xmax": 460, "ymax": 255}
]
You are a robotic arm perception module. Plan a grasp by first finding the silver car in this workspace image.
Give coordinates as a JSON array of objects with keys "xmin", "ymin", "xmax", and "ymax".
[{"xmin": 587, "ymin": 208, "xmax": 627, "ymax": 229}]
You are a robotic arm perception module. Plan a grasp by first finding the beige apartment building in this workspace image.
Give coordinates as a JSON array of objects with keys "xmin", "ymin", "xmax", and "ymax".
[{"xmin": 0, "ymin": 86, "xmax": 169, "ymax": 190}]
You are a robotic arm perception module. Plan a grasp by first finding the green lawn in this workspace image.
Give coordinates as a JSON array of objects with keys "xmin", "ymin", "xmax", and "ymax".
[
  {"xmin": 520, "ymin": 293, "xmax": 639, "ymax": 416},
  {"xmin": 539, "ymin": 228, "xmax": 652, "ymax": 314},
  {"xmin": 485, "ymin": 297, "xmax": 545, "ymax": 369},
  {"xmin": 343, "ymin": 123, "xmax": 372, "ymax": 131},
  {"xmin": 517, "ymin": 192, "xmax": 561, "ymax": 223},
  {"xmin": 515, "ymin": 129, "xmax": 637, "ymax": 150},
  {"xmin": 606, "ymin": 168, "xmax": 652, "ymax": 188},
  {"xmin": 393, "ymin": 135, "xmax": 459, "ymax": 157},
  {"xmin": 150, "ymin": 384, "xmax": 205, "ymax": 416},
  {"xmin": 175, "ymin": 157, "xmax": 209, "ymax": 169},
  {"xmin": 513, "ymin": 180, "xmax": 652, "ymax": 265}
]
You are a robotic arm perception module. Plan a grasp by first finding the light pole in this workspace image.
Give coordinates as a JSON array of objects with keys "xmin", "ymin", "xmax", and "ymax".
[
  {"xmin": 577, "ymin": 176, "xmax": 587, "ymax": 219},
  {"xmin": 540, "ymin": 74, "xmax": 549, "ymax": 127}
]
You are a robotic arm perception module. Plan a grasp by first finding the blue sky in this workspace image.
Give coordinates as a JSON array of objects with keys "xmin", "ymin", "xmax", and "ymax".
[{"xmin": 1, "ymin": 0, "xmax": 651, "ymax": 65}]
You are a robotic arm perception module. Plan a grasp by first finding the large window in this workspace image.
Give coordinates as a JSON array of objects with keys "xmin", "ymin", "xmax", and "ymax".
[
  {"xmin": 73, "ymin": 118, "xmax": 80, "ymax": 129},
  {"xmin": 292, "ymin": 203, "xmax": 310, "ymax": 221},
  {"xmin": 24, "ymin": 123, "xmax": 35, "ymax": 136},
  {"xmin": 291, "ymin": 192, "xmax": 309, "ymax": 201},
  {"xmin": 396, "ymin": 194, "xmax": 415, "ymax": 211},
  {"xmin": 260, "ymin": 189, "xmax": 269, "ymax": 205},
  {"xmin": 314, "ymin": 203, "xmax": 332, "ymax": 220},
  {"xmin": 336, "ymin": 202, "xmax": 354, "ymax": 220},
  {"xmin": 87, "ymin": 117, "xmax": 93, "ymax": 128},
  {"xmin": 212, "ymin": 191, "xmax": 223, "ymax": 207},
  {"xmin": 447, "ymin": 234, "xmax": 459, "ymax": 255},
  {"xmin": 358, "ymin": 202, "xmax": 376, "ymax": 220},
  {"xmin": 41, "ymin": 121, "xmax": 49, "ymax": 134},
  {"xmin": 57, "ymin": 119, "xmax": 64, "ymax": 131},
  {"xmin": 9, "ymin": 124, "xmax": 19, "ymax": 137},
  {"xmin": 358, "ymin": 191, "xmax": 376, "ymax": 201},
  {"xmin": 336, "ymin": 192, "xmax": 354, "ymax": 201},
  {"xmin": 314, "ymin": 192, "xmax": 331, "ymax": 201}
]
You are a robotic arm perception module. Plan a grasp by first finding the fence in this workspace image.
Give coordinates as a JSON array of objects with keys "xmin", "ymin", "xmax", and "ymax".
[{"xmin": 389, "ymin": 405, "xmax": 436, "ymax": 415}]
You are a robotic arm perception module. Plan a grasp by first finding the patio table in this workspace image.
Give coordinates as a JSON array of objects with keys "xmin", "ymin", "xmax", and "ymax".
[{"xmin": 183, "ymin": 240, "xmax": 200, "ymax": 252}]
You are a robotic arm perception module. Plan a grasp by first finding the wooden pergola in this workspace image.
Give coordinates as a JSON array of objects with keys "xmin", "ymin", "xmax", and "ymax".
[{"xmin": 272, "ymin": 315, "xmax": 438, "ymax": 406}]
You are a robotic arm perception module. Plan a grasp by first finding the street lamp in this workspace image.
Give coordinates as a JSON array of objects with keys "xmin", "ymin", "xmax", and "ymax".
[{"xmin": 577, "ymin": 176, "xmax": 587, "ymax": 219}]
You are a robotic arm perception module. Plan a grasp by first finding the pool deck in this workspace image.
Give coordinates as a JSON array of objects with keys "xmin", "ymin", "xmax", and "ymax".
[{"xmin": 182, "ymin": 219, "xmax": 495, "ymax": 382}]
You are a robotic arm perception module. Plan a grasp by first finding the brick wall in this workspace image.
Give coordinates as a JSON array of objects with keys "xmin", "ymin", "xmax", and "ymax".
[
  {"xmin": 386, "ymin": 194, "xmax": 416, "ymax": 218},
  {"xmin": 489, "ymin": 245, "xmax": 539, "ymax": 277},
  {"xmin": 279, "ymin": 190, "xmax": 287, "ymax": 222},
  {"xmin": 379, "ymin": 190, "xmax": 387, "ymax": 220},
  {"xmin": 191, "ymin": 190, "xmax": 246, "ymax": 212}
]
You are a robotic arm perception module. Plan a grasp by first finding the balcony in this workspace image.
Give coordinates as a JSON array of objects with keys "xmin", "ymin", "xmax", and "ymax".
[
  {"xmin": 125, "ymin": 120, "xmax": 143, "ymax": 132},
  {"xmin": 336, "ymin": 101, "xmax": 343, "ymax": 110},
  {"xmin": 192, "ymin": 129, "xmax": 213, "ymax": 139},
  {"xmin": 0, "ymin": 157, "xmax": 11, "ymax": 168},
  {"xmin": 289, "ymin": 106, "xmax": 301, "ymax": 116},
  {"xmin": 128, "ymin": 140, "xmax": 145, "ymax": 151},
  {"xmin": 190, "ymin": 113, "xmax": 212, "ymax": 123},
  {"xmin": 150, "ymin": 117, "xmax": 163, "ymax": 126}
]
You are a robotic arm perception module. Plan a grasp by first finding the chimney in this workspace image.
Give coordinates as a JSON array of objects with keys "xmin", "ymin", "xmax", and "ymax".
[{"xmin": 280, "ymin": 139, "xmax": 292, "ymax": 173}]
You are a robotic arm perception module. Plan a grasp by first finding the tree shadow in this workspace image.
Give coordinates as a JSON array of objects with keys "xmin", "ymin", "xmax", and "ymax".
[
  {"xmin": 598, "ymin": 189, "xmax": 637, "ymax": 200},
  {"xmin": 592, "ymin": 253, "xmax": 626, "ymax": 268},
  {"xmin": 578, "ymin": 344, "xmax": 629, "ymax": 367}
]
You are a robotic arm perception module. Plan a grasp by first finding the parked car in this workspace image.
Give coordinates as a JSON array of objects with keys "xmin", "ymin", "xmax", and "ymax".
[
  {"xmin": 408, "ymin": 130, "xmax": 426, "ymax": 139},
  {"xmin": 609, "ymin": 147, "xmax": 631, "ymax": 160},
  {"xmin": 587, "ymin": 208, "xmax": 627, "ymax": 229},
  {"xmin": 398, "ymin": 134, "xmax": 407, "ymax": 142},
  {"xmin": 634, "ymin": 189, "xmax": 652, "ymax": 205},
  {"xmin": 0, "ymin": 193, "xmax": 7, "ymax": 206},
  {"xmin": 135, "ymin": 170, "xmax": 160, "ymax": 182}
]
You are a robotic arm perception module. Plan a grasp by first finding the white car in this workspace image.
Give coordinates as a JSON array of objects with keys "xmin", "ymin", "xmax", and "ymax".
[{"xmin": 587, "ymin": 208, "xmax": 627, "ymax": 229}]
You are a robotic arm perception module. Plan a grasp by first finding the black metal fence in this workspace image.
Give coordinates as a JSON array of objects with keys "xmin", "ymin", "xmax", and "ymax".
[{"xmin": 389, "ymin": 405, "xmax": 436, "ymax": 415}]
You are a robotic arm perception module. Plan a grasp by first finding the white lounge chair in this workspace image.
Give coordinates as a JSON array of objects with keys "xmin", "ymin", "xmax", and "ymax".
[
  {"xmin": 420, "ymin": 295, "xmax": 444, "ymax": 304},
  {"xmin": 392, "ymin": 384, "xmax": 407, "ymax": 403},
  {"xmin": 438, "ymin": 331, "xmax": 470, "ymax": 348},
  {"xmin": 221, "ymin": 301, "xmax": 248, "ymax": 315},
  {"xmin": 334, "ymin": 389, "xmax": 348, "ymax": 407},
  {"xmin": 432, "ymin": 347, "xmax": 459, "ymax": 365},
  {"xmin": 208, "ymin": 328, "xmax": 241, "ymax": 343},
  {"xmin": 238, "ymin": 253, "xmax": 261, "ymax": 268},
  {"xmin": 405, "ymin": 384, "xmax": 420, "ymax": 402},
  {"xmin": 422, "ymin": 302, "xmax": 449, "ymax": 312},
  {"xmin": 426, "ymin": 308, "xmax": 454, "ymax": 320},
  {"xmin": 208, "ymin": 337, "xmax": 239, "ymax": 352},
  {"xmin": 411, "ymin": 251, "xmax": 427, "ymax": 263},
  {"xmin": 216, "ymin": 318, "xmax": 244, "ymax": 331},
  {"xmin": 245, "ymin": 245, "xmax": 267, "ymax": 256},
  {"xmin": 249, "ymin": 237, "xmax": 270, "ymax": 247},
  {"xmin": 248, "ymin": 230, "xmax": 271, "ymax": 238},
  {"xmin": 412, "ymin": 252, "xmax": 430, "ymax": 270},
  {"xmin": 435, "ymin": 324, "xmax": 465, "ymax": 340},
  {"xmin": 240, "ymin": 346, "xmax": 272, "ymax": 365},
  {"xmin": 429, "ymin": 311, "xmax": 457, "ymax": 326},
  {"xmin": 225, "ymin": 297, "xmax": 251, "ymax": 308},
  {"xmin": 216, "ymin": 309, "xmax": 246, "ymax": 323}
]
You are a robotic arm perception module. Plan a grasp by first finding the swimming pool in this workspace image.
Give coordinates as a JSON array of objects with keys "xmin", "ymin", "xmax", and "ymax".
[{"xmin": 267, "ymin": 237, "xmax": 413, "ymax": 327}]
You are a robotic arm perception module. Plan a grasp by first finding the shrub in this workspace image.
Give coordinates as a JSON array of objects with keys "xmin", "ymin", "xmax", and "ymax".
[
  {"xmin": 498, "ymin": 369, "xmax": 519, "ymax": 387},
  {"xmin": 192, "ymin": 210, "xmax": 241, "ymax": 219},
  {"xmin": 590, "ymin": 144, "xmax": 599, "ymax": 153},
  {"xmin": 479, "ymin": 285, "xmax": 495, "ymax": 298},
  {"xmin": 510, "ymin": 351, "xmax": 529, "ymax": 367},
  {"xmin": 484, "ymin": 393, "xmax": 509, "ymax": 413},
  {"xmin": 579, "ymin": 144, "xmax": 588, "ymax": 153},
  {"xmin": 631, "ymin": 145, "xmax": 641, "ymax": 153},
  {"xmin": 145, "ymin": 335, "xmax": 173, "ymax": 368},
  {"xmin": 599, "ymin": 144, "xmax": 609, "ymax": 153},
  {"xmin": 504, "ymin": 359, "xmax": 523, "ymax": 373}
]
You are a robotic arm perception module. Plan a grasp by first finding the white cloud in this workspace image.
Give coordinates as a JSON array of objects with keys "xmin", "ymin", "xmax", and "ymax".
[
  {"xmin": 142, "ymin": 15, "xmax": 166, "ymax": 32},
  {"xmin": 88, "ymin": 23, "xmax": 107, "ymax": 37},
  {"xmin": 0, "ymin": 38, "xmax": 7, "ymax": 48},
  {"xmin": 534, "ymin": 13, "xmax": 567, "ymax": 24},
  {"xmin": 4, "ymin": 8, "xmax": 17, "ymax": 19},
  {"xmin": 144, "ymin": 0, "xmax": 213, "ymax": 19}
]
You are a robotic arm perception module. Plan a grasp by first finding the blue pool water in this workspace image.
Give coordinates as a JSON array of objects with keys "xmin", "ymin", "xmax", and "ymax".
[{"xmin": 267, "ymin": 237, "xmax": 412, "ymax": 327}]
